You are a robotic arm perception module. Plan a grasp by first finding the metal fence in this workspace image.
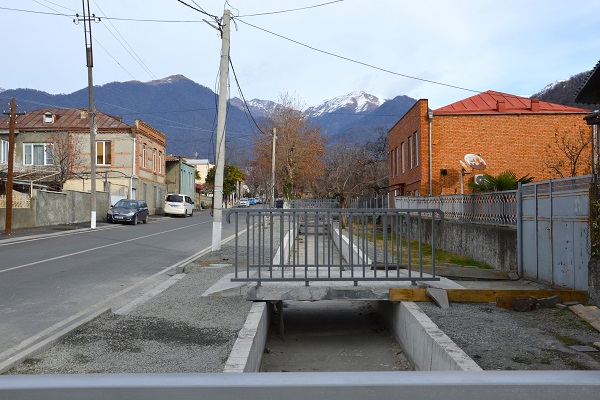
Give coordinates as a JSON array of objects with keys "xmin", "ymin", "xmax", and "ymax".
[
  {"xmin": 1, "ymin": 371, "xmax": 599, "ymax": 400},
  {"xmin": 226, "ymin": 208, "xmax": 444, "ymax": 285},
  {"xmin": 0, "ymin": 194, "xmax": 31, "ymax": 208},
  {"xmin": 396, "ymin": 191, "xmax": 518, "ymax": 225},
  {"xmin": 288, "ymin": 199, "xmax": 339, "ymax": 208}
]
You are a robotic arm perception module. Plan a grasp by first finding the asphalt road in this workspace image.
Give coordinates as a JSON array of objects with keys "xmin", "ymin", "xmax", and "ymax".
[{"xmin": 0, "ymin": 210, "xmax": 236, "ymax": 363}]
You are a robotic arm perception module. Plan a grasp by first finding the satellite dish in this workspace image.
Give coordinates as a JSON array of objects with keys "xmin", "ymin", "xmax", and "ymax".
[{"xmin": 464, "ymin": 154, "xmax": 487, "ymax": 170}]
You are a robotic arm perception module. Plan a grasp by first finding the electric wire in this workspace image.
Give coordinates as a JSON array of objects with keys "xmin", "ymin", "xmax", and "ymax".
[
  {"xmin": 233, "ymin": 17, "xmax": 482, "ymax": 94},
  {"xmin": 237, "ymin": 0, "xmax": 344, "ymax": 17},
  {"xmin": 229, "ymin": 57, "xmax": 266, "ymax": 136},
  {"xmin": 92, "ymin": 0, "xmax": 157, "ymax": 80}
]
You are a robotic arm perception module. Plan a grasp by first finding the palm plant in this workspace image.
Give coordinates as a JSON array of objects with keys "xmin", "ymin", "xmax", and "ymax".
[{"xmin": 468, "ymin": 170, "xmax": 534, "ymax": 192}]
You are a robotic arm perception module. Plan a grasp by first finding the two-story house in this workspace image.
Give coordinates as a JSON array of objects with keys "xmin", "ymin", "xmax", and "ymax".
[
  {"xmin": 0, "ymin": 108, "xmax": 167, "ymax": 214},
  {"xmin": 389, "ymin": 91, "xmax": 593, "ymax": 196}
]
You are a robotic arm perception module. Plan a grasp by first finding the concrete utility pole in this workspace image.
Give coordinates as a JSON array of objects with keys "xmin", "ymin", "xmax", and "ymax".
[
  {"xmin": 3, "ymin": 98, "xmax": 24, "ymax": 235},
  {"xmin": 212, "ymin": 9, "xmax": 231, "ymax": 251},
  {"xmin": 77, "ymin": 0, "xmax": 99, "ymax": 229},
  {"xmin": 271, "ymin": 128, "xmax": 277, "ymax": 207}
]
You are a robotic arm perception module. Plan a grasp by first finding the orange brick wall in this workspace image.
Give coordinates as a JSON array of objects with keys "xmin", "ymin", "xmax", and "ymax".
[
  {"xmin": 389, "ymin": 100, "xmax": 592, "ymax": 196},
  {"xmin": 388, "ymin": 100, "xmax": 429, "ymax": 196}
]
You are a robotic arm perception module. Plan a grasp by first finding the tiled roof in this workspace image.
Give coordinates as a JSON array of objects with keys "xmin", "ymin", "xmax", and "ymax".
[
  {"xmin": 575, "ymin": 60, "xmax": 600, "ymax": 105},
  {"xmin": 434, "ymin": 90, "xmax": 590, "ymax": 115},
  {"xmin": 0, "ymin": 108, "xmax": 130, "ymax": 131}
]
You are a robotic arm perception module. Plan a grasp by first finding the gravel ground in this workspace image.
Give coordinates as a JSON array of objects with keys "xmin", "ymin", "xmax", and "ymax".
[
  {"xmin": 7, "ymin": 249, "xmax": 251, "ymax": 374},
  {"xmin": 418, "ymin": 301, "xmax": 600, "ymax": 370}
]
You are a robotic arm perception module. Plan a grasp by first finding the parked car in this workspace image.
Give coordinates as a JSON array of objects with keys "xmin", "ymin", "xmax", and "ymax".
[
  {"xmin": 254, "ymin": 198, "xmax": 263, "ymax": 204},
  {"xmin": 238, "ymin": 198, "xmax": 249, "ymax": 207},
  {"xmin": 248, "ymin": 198, "xmax": 255, "ymax": 205},
  {"xmin": 164, "ymin": 193, "xmax": 194, "ymax": 217},
  {"xmin": 107, "ymin": 199, "xmax": 148, "ymax": 225}
]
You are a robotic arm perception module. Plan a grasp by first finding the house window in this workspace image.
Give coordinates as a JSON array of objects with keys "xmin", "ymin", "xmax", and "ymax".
[
  {"xmin": 158, "ymin": 151, "xmax": 163, "ymax": 173},
  {"xmin": 408, "ymin": 136, "xmax": 413, "ymax": 169},
  {"xmin": 401, "ymin": 142, "xmax": 405, "ymax": 173},
  {"xmin": 96, "ymin": 141, "xmax": 112, "ymax": 165},
  {"xmin": 394, "ymin": 147, "xmax": 399, "ymax": 177},
  {"xmin": 24, "ymin": 143, "xmax": 53, "ymax": 166},
  {"xmin": 152, "ymin": 149, "xmax": 157, "ymax": 172},
  {"xmin": 142, "ymin": 144, "xmax": 147, "ymax": 168},
  {"xmin": 413, "ymin": 132, "xmax": 419, "ymax": 167},
  {"xmin": 0, "ymin": 139, "xmax": 8, "ymax": 164},
  {"xmin": 43, "ymin": 112, "xmax": 54, "ymax": 124}
]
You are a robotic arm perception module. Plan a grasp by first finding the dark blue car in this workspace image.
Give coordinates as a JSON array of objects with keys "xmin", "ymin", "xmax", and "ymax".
[{"xmin": 107, "ymin": 199, "xmax": 149, "ymax": 225}]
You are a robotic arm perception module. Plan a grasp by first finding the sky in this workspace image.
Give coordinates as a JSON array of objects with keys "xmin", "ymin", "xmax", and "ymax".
[{"xmin": 1, "ymin": 0, "xmax": 599, "ymax": 111}]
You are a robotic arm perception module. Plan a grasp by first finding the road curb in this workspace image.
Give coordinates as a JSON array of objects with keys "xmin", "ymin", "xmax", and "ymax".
[{"xmin": 0, "ymin": 308, "xmax": 112, "ymax": 374}]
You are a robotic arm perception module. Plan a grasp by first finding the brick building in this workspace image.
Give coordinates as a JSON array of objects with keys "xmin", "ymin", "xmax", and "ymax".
[{"xmin": 388, "ymin": 91, "xmax": 593, "ymax": 196}]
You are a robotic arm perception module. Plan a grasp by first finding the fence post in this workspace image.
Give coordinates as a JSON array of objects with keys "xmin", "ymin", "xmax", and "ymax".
[{"xmin": 517, "ymin": 182, "xmax": 523, "ymax": 277}]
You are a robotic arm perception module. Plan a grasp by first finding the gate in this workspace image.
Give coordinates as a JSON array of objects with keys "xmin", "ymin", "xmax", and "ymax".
[{"xmin": 518, "ymin": 175, "xmax": 593, "ymax": 290}]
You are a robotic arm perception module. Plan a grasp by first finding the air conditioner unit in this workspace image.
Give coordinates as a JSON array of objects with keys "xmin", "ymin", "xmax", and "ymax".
[{"xmin": 474, "ymin": 174, "xmax": 485, "ymax": 185}]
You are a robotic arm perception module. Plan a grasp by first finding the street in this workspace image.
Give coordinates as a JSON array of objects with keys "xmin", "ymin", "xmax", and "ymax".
[{"xmin": 0, "ymin": 211, "xmax": 236, "ymax": 363}]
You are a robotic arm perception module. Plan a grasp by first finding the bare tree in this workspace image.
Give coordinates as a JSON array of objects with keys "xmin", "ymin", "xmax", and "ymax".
[
  {"xmin": 48, "ymin": 132, "xmax": 87, "ymax": 190},
  {"xmin": 544, "ymin": 127, "xmax": 592, "ymax": 178},
  {"xmin": 315, "ymin": 127, "xmax": 389, "ymax": 208},
  {"xmin": 249, "ymin": 93, "xmax": 326, "ymax": 200}
]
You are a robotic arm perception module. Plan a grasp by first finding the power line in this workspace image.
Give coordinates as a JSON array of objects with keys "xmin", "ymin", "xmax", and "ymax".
[
  {"xmin": 237, "ymin": 0, "xmax": 344, "ymax": 17},
  {"xmin": 229, "ymin": 56, "xmax": 266, "ymax": 136},
  {"xmin": 92, "ymin": 0, "xmax": 157, "ymax": 80},
  {"xmin": 175, "ymin": 0, "xmax": 219, "ymax": 20},
  {"xmin": 234, "ymin": 17, "xmax": 482, "ymax": 94}
]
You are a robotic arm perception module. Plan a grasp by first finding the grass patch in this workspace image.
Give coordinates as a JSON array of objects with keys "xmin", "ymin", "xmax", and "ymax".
[{"xmin": 353, "ymin": 222, "xmax": 493, "ymax": 269}]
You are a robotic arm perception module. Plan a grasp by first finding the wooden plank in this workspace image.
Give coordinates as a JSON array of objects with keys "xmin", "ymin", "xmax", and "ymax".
[
  {"xmin": 446, "ymin": 289, "xmax": 588, "ymax": 303},
  {"xmin": 569, "ymin": 304, "xmax": 600, "ymax": 332},
  {"xmin": 388, "ymin": 288, "xmax": 429, "ymax": 302},
  {"xmin": 389, "ymin": 288, "xmax": 589, "ymax": 303}
]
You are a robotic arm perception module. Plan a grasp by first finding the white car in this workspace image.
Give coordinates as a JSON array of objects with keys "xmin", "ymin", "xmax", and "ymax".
[
  {"xmin": 164, "ymin": 193, "xmax": 194, "ymax": 216},
  {"xmin": 238, "ymin": 198, "xmax": 249, "ymax": 207}
]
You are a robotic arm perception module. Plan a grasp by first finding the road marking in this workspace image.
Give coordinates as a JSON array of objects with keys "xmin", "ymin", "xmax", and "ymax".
[{"xmin": 0, "ymin": 221, "xmax": 210, "ymax": 274}]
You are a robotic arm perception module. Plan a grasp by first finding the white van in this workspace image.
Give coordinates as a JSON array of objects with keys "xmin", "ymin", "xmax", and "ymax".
[{"xmin": 164, "ymin": 193, "xmax": 194, "ymax": 217}]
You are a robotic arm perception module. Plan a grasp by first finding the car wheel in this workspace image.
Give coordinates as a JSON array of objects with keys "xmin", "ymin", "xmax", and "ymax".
[
  {"xmin": 190, "ymin": 209, "xmax": 194, "ymax": 216},
  {"xmin": 132, "ymin": 215, "xmax": 138, "ymax": 225},
  {"xmin": 142, "ymin": 216, "xmax": 148, "ymax": 224}
]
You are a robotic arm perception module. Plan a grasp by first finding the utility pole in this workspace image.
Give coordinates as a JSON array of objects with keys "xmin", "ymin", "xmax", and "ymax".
[
  {"xmin": 212, "ymin": 9, "xmax": 231, "ymax": 251},
  {"xmin": 76, "ymin": 0, "xmax": 100, "ymax": 229},
  {"xmin": 3, "ymin": 98, "xmax": 25, "ymax": 235},
  {"xmin": 271, "ymin": 128, "xmax": 277, "ymax": 207}
]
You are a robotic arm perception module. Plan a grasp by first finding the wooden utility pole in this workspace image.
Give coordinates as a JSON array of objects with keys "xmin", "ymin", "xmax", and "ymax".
[
  {"xmin": 211, "ymin": 9, "xmax": 231, "ymax": 251},
  {"xmin": 3, "ymin": 98, "xmax": 23, "ymax": 235},
  {"xmin": 77, "ymin": 0, "xmax": 99, "ymax": 229}
]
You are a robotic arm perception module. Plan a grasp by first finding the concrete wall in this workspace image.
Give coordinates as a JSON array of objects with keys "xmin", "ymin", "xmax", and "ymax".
[
  {"xmin": 0, "ymin": 189, "xmax": 110, "ymax": 229},
  {"xmin": 378, "ymin": 301, "xmax": 481, "ymax": 371},
  {"xmin": 409, "ymin": 218, "xmax": 518, "ymax": 272}
]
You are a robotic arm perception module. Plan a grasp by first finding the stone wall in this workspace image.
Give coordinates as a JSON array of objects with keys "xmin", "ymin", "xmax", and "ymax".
[
  {"xmin": 0, "ymin": 190, "xmax": 110, "ymax": 229},
  {"xmin": 409, "ymin": 218, "xmax": 518, "ymax": 272}
]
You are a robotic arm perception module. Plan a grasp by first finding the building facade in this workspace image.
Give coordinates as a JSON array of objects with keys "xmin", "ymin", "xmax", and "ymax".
[
  {"xmin": 389, "ymin": 91, "xmax": 593, "ymax": 196},
  {"xmin": 0, "ymin": 108, "xmax": 167, "ymax": 215}
]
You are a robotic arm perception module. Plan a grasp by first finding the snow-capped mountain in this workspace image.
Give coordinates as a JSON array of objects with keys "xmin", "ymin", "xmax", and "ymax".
[
  {"xmin": 306, "ymin": 90, "xmax": 386, "ymax": 118},
  {"xmin": 229, "ymin": 97, "xmax": 278, "ymax": 118}
]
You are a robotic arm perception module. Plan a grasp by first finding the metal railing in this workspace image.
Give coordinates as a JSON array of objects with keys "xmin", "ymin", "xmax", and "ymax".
[
  {"xmin": 396, "ymin": 191, "xmax": 517, "ymax": 225},
  {"xmin": 226, "ymin": 208, "xmax": 444, "ymax": 285},
  {"xmin": 1, "ymin": 371, "xmax": 599, "ymax": 400},
  {"xmin": 288, "ymin": 199, "xmax": 339, "ymax": 208}
]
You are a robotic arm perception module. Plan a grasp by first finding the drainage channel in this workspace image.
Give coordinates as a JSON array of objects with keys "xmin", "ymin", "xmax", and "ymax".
[{"xmin": 260, "ymin": 300, "xmax": 412, "ymax": 372}]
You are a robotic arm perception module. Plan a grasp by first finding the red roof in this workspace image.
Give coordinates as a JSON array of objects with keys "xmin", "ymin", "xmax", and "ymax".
[
  {"xmin": 434, "ymin": 90, "xmax": 590, "ymax": 115},
  {"xmin": 0, "ymin": 108, "xmax": 130, "ymax": 131}
]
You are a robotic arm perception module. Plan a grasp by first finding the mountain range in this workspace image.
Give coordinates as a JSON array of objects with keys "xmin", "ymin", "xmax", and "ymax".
[{"xmin": 0, "ymin": 70, "xmax": 594, "ymax": 160}]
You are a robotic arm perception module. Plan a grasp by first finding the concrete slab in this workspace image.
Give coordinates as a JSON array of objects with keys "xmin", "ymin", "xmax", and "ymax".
[{"xmin": 426, "ymin": 288, "xmax": 449, "ymax": 309}]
